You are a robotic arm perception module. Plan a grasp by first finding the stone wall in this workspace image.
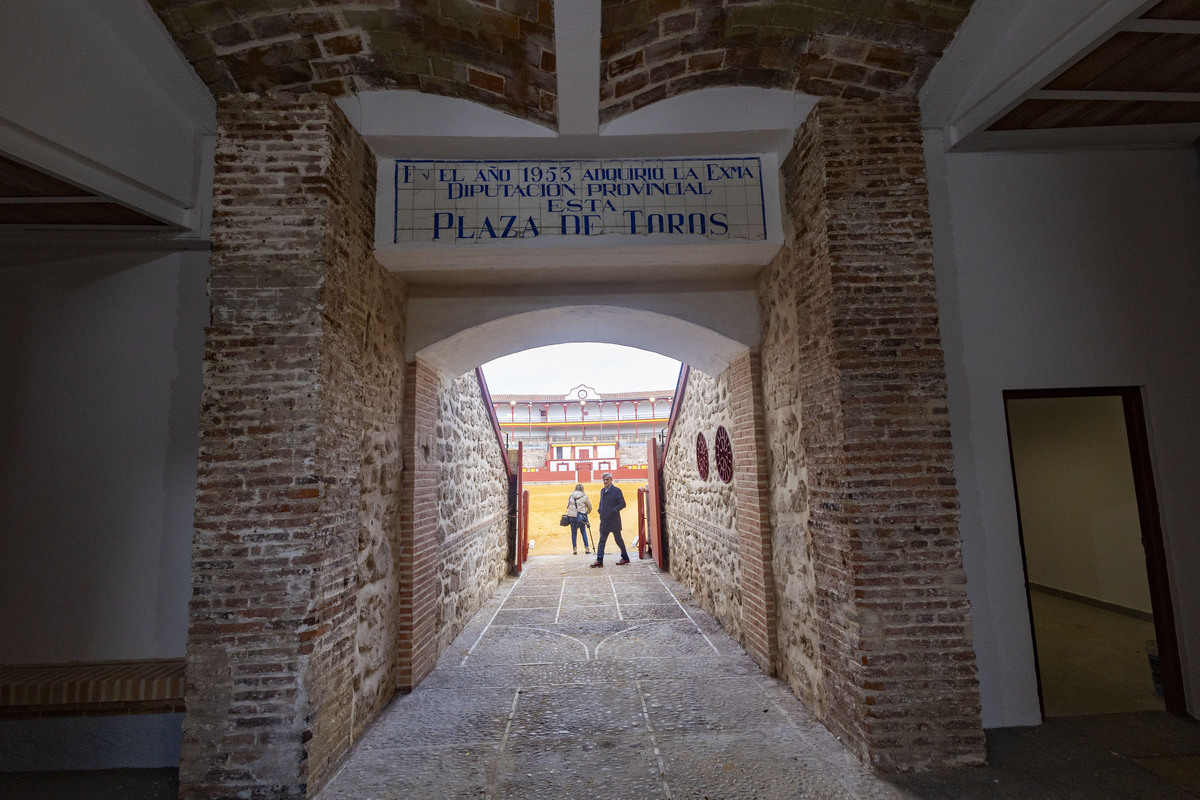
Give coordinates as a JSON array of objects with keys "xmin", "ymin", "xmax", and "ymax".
[
  {"xmin": 432, "ymin": 371, "xmax": 511, "ymax": 656},
  {"xmin": 183, "ymin": 94, "xmax": 408, "ymax": 799},
  {"xmin": 757, "ymin": 97, "xmax": 984, "ymax": 771},
  {"xmin": 661, "ymin": 357, "xmax": 776, "ymax": 673},
  {"xmin": 661, "ymin": 369, "xmax": 742, "ymax": 640},
  {"xmin": 759, "ymin": 96, "xmax": 826, "ymax": 718},
  {"xmin": 354, "ymin": 265, "xmax": 409, "ymax": 739},
  {"xmin": 400, "ymin": 361, "xmax": 510, "ymax": 692}
]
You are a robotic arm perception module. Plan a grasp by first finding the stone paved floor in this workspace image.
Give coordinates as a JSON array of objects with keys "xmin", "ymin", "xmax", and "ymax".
[
  {"xmin": 315, "ymin": 554, "xmax": 907, "ymax": 800},
  {"xmin": 2, "ymin": 555, "xmax": 1196, "ymax": 799}
]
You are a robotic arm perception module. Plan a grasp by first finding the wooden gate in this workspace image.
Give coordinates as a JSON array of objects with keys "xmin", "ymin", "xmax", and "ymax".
[
  {"xmin": 637, "ymin": 487, "xmax": 647, "ymax": 560},
  {"xmin": 514, "ymin": 442, "xmax": 529, "ymax": 573},
  {"xmin": 645, "ymin": 438, "xmax": 666, "ymax": 570}
]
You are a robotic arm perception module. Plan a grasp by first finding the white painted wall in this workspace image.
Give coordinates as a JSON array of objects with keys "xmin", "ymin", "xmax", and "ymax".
[
  {"xmin": 1007, "ymin": 395, "xmax": 1152, "ymax": 613},
  {"xmin": 0, "ymin": 0, "xmax": 215, "ymax": 230},
  {"xmin": 0, "ymin": 251, "xmax": 209, "ymax": 662},
  {"xmin": 924, "ymin": 143, "xmax": 1200, "ymax": 726}
]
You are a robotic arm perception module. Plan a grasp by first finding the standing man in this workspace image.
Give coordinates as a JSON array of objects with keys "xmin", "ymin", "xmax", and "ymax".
[{"xmin": 591, "ymin": 472, "xmax": 630, "ymax": 567}]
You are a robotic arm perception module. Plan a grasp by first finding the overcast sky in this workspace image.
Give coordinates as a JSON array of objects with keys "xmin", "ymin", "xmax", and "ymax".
[{"xmin": 480, "ymin": 343, "xmax": 681, "ymax": 395}]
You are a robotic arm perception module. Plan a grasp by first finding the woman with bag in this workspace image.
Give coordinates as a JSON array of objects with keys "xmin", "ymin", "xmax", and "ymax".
[{"xmin": 565, "ymin": 483, "xmax": 592, "ymax": 555}]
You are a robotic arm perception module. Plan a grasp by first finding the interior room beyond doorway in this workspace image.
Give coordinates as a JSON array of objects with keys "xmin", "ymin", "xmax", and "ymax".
[{"xmin": 1005, "ymin": 391, "xmax": 1171, "ymax": 718}]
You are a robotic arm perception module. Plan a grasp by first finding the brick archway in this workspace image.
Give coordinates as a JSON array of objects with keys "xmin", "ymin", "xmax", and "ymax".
[
  {"xmin": 182, "ymin": 92, "xmax": 984, "ymax": 799},
  {"xmin": 415, "ymin": 304, "xmax": 752, "ymax": 378}
]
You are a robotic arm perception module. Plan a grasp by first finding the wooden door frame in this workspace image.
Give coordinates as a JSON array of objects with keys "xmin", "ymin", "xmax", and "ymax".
[{"xmin": 1003, "ymin": 386, "xmax": 1185, "ymax": 716}]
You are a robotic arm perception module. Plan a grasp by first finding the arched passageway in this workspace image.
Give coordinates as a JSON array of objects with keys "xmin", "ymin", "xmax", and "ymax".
[{"xmin": 182, "ymin": 94, "xmax": 984, "ymax": 799}]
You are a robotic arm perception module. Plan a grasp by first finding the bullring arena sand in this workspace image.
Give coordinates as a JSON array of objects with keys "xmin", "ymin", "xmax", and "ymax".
[{"xmin": 521, "ymin": 480, "xmax": 648, "ymax": 557}]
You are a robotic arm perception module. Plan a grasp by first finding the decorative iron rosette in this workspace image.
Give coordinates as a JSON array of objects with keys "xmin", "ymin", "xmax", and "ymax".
[{"xmin": 714, "ymin": 425, "xmax": 733, "ymax": 483}]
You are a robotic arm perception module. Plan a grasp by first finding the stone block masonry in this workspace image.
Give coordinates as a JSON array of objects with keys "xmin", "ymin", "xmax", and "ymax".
[
  {"xmin": 182, "ymin": 94, "xmax": 408, "ymax": 799},
  {"xmin": 432, "ymin": 371, "xmax": 511, "ymax": 656},
  {"xmin": 758, "ymin": 97, "xmax": 985, "ymax": 771},
  {"xmin": 660, "ymin": 353, "xmax": 776, "ymax": 674},
  {"xmin": 662, "ymin": 369, "xmax": 743, "ymax": 642},
  {"xmin": 354, "ymin": 231, "xmax": 409, "ymax": 736},
  {"xmin": 398, "ymin": 361, "xmax": 511, "ymax": 690}
]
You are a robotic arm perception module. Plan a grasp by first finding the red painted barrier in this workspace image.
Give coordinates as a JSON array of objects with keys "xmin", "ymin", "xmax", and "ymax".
[{"xmin": 637, "ymin": 486, "xmax": 647, "ymax": 560}]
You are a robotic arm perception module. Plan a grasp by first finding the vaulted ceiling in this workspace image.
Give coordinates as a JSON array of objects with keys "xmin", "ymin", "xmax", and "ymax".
[
  {"xmin": 4, "ymin": 0, "xmax": 1200, "ymax": 233},
  {"xmin": 145, "ymin": 0, "xmax": 974, "ymax": 129}
]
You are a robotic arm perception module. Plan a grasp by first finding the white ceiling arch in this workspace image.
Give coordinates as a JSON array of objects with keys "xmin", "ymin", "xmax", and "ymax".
[{"xmin": 414, "ymin": 304, "xmax": 750, "ymax": 379}]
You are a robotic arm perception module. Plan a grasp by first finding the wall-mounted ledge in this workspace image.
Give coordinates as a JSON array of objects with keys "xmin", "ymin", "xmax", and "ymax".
[{"xmin": 375, "ymin": 240, "xmax": 780, "ymax": 286}]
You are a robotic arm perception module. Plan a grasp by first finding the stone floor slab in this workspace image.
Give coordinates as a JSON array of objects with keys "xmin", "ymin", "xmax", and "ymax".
[
  {"xmin": 491, "ymin": 608, "xmax": 558, "ymax": 625},
  {"xmin": 654, "ymin": 730, "xmax": 860, "ymax": 800},
  {"xmin": 507, "ymin": 685, "xmax": 646, "ymax": 740},
  {"xmin": 596, "ymin": 620, "xmax": 724, "ymax": 661},
  {"xmin": 356, "ymin": 686, "xmax": 516, "ymax": 750},
  {"xmin": 553, "ymin": 605, "xmax": 622, "ymax": 623},
  {"xmin": 463, "ymin": 626, "xmax": 590, "ymax": 665},
  {"xmin": 618, "ymin": 601, "xmax": 688, "ymax": 620},
  {"xmin": 502, "ymin": 594, "xmax": 560, "ymax": 609},
  {"xmin": 319, "ymin": 744, "xmax": 494, "ymax": 800},
  {"xmin": 314, "ymin": 555, "xmax": 916, "ymax": 800},
  {"xmin": 494, "ymin": 734, "xmax": 665, "ymax": 800}
]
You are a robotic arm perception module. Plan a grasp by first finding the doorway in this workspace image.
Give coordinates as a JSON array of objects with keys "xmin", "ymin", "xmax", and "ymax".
[{"xmin": 1004, "ymin": 388, "xmax": 1184, "ymax": 717}]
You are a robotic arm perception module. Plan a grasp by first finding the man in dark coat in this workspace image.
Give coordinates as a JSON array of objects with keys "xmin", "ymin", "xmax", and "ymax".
[{"xmin": 591, "ymin": 472, "xmax": 630, "ymax": 567}]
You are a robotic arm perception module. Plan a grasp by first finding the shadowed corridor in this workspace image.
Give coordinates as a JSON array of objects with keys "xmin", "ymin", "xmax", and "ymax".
[{"xmin": 1, "ymin": 555, "xmax": 1196, "ymax": 799}]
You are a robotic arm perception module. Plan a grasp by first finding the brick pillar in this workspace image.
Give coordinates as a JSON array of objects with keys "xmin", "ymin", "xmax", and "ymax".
[
  {"xmin": 181, "ymin": 94, "xmax": 384, "ymax": 799},
  {"xmin": 398, "ymin": 359, "xmax": 440, "ymax": 690},
  {"xmin": 729, "ymin": 351, "xmax": 777, "ymax": 674},
  {"xmin": 766, "ymin": 98, "xmax": 985, "ymax": 771}
]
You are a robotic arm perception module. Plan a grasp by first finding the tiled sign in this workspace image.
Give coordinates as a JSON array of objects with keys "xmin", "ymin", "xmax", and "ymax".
[{"xmin": 392, "ymin": 157, "xmax": 767, "ymax": 244}]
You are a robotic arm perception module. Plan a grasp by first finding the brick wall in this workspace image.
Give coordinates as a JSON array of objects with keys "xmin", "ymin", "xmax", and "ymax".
[
  {"xmin": 728, "ymin": 351, "xmax": 777, "ymax": 674},
  {"xmin": 182, "ymin": 94, "xmax": 407, "ymax": 799},
  {"xmin": 758, "ymin": 97, "xmax": 985, "ymax": 771},
  {"xmin": 400, "ymin": 362, "xmax": 510, "ymax": 689},
  {"xmin": 399, "ymin": 360, "xmax": 440, "ymax": 693}
]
